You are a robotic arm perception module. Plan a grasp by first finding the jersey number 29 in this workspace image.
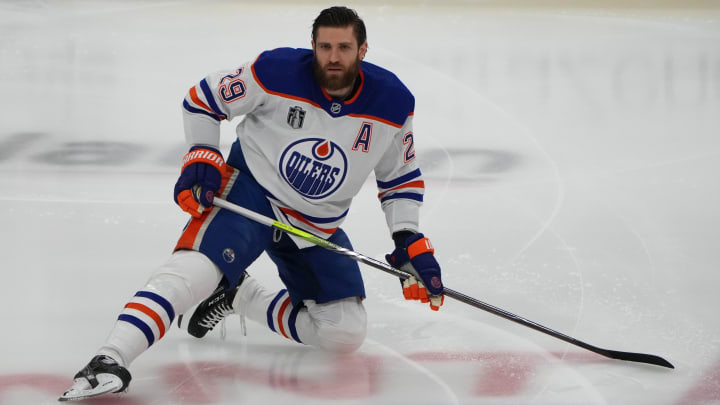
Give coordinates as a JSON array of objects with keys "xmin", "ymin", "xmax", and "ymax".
[{"xmin": 218, "ymin": 68, "xmax": 246, "ymax": 103}]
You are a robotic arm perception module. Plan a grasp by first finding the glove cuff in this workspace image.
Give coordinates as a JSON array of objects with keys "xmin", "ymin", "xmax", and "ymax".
[
  {"xmin": 182, "ymin": 146, "xmax": 225, "ymax": 171},
  {"xmin": 407, "ymin": 236, "xmax": 434, "ymax": 259}
]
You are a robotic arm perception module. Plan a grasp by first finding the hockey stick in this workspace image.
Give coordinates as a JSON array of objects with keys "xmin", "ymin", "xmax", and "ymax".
[{"xmin": 212, "ymin": 197, "xmax": 674, "ymax": 369}]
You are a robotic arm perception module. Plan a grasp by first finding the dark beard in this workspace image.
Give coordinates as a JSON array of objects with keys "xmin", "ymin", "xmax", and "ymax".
[{"xmin": 313, "ymin": 56, "xmax": 361, "ymax": 93}]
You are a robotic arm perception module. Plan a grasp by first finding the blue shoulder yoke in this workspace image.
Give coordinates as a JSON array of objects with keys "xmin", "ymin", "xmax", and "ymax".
[{"xmin": 252, "ymin": 48, "xmax": 414, "ymax": 127}]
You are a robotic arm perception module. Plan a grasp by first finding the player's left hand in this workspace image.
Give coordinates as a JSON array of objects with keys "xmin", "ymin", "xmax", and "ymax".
[{"xmin": 386, "ymin": 233, "xmax": 444, "ymax": 310}]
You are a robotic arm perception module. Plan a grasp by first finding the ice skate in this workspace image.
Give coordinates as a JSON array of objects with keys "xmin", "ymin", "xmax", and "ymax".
[
  {"xmin": 58, "ymin": 355, "xmax": 131, "ymax": 401},
  {"xmin": 179, "ymin": 273, "xmax": 247, "ymax": 338}
]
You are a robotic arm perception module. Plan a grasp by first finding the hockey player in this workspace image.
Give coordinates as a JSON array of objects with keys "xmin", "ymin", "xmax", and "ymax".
[{"xmin": 60, "ymin": 6, "xmax": 443, "ymax": 401}]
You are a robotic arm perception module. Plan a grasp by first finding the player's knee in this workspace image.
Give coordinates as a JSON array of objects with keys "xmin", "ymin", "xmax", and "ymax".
[
  {"xmin": 316, "ymin": 320, "xmax": 366, "ymax": 353},
  {"xmin": 145, "ymin": 250, "xmax": 222, "ymax": 313},
  {"xmin": 312, "ymin": 298, "xmax": 367, "ymax": 353}
]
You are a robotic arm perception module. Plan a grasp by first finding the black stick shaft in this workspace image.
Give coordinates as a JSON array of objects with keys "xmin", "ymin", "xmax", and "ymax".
[
  {"xmin": 341, "ymin": 247, "xmax": 674, "ymax": 369},
  {"xmin": 213, "ymin": 197, "xmax": 674, "ymax": 369}
]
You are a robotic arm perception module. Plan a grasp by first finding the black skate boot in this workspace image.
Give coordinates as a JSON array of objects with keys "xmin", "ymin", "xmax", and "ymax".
[
  {"xmin": 180, "ymin": 273, "xmax": 247, "ymax": 338},
  {"xmin": 58, "ymin": 355, "xmax": 132, "ymax": 401}
]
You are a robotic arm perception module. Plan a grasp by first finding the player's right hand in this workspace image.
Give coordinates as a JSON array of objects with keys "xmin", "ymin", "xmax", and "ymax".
[{"xmin": 173, "ymin": 146, "xmax": 225, "ymax": 218}]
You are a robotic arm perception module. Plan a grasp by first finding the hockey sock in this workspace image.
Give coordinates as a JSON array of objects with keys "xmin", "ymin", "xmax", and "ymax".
[
  {"xmin": 236, "ymin": 277, "xmax": 303, "ymax": 344},
  {"xmin": 98, "ymin": 251, "xmax": 222, "ymax": 366},
  {"xmin": 236, "ymin": 277, "xmax": 366, "ymax": 352}
]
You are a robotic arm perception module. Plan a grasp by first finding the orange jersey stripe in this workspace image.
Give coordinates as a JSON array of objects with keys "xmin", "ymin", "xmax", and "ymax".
[
  {"xmin": 343, "ymin": 70, "xmax": 365, "ymax": 105},
  {"xmin": 251, "ymin": 61, "xmax": 323, "ymax": 109},
  {"xmin": 189, "ymin": 86, "xmax": 216, "ymax": 115},
  {"xmin": 279, "ymin": 207, "xmax": 338, "ymax": 235},
  {"xmin": 348, "ymin": 112, "xmax": 405, "ymax": 128},
  {"xmin": 377, "ymin": 180, "xmax": 425, "ymax": 199},
  {"xmin": 252, "ymin": 58, "xmax": 407, "ymax": 128}
]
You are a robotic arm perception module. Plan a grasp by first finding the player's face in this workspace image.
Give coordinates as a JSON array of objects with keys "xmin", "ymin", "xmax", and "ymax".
[{"xmin": 312, "ymin": 26, "xmax": 367, "ymax": 97}]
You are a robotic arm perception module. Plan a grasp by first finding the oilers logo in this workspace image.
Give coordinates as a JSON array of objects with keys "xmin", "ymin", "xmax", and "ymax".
[
  {"xmin": 222, "ymin": 248, "xmax": 235, "ymax": 263},
  {"xmin": 278, "ymin": 138, "xmax": 347, "ymax": 199}
]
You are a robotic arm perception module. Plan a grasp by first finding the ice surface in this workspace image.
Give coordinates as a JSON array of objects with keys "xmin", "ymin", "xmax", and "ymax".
[{"xmin": 1, "ymin": 1, "xmax": 719, "ymax": 404}]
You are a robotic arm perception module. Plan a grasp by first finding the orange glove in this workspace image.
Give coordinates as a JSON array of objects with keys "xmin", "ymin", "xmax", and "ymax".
[
  {"xmin": 386, "ymin": 233, "xmax": 444, "ymax": 310},
  {"xmin": 173, "ymin": 146, "xmax": 224, "ymax": 218}
]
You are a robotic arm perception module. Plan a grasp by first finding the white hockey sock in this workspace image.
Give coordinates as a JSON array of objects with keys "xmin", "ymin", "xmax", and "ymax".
[
  {"xmin": 235, "ymin": 277, "xmax": 300, "ymax": 341},
  {"xmin": 98, "ymin": 250, "xmax": 222, "ymax": 366},
  {"xmin": 237, "ymin": 277, "xmax": 367, "ymax": 353}
]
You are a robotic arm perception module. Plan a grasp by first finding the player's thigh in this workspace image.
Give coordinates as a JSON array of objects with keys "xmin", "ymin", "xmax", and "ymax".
[
  {"xmin": 176, "ymin": 166, "xmax": 275, "ymax": 287},
  {"xmin": 268, "ymin": 228, "xmax": 365, "ymax": 304}
]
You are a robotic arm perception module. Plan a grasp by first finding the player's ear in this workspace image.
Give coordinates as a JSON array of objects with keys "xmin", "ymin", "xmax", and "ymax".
[{"xmin": 359, "ymin": 42, "xmax": 367, "ymax": 59}]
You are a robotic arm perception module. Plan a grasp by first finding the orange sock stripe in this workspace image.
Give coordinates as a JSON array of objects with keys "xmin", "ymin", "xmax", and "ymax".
[
  {"xmin": 276, "ymin": 297, "xmax": 292, "ymax": 339},
  {"xmin": 124, "ymin": 302, "xmax": 166, "ymax": 339}
]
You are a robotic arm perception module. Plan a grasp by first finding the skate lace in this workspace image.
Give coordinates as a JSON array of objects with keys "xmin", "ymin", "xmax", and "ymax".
[{"xmin": 198, "ymin": 302, "xmax": 233, "ymax": 328}]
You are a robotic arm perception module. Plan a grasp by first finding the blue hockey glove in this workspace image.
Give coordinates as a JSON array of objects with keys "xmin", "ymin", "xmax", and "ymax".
[
  {"xmin": 386, "ymin": 233, "xmax": 444, "ymax": 311},
  {"xmin": 173, "ymin": 146, "xmax": 224, "ymax": 218}
]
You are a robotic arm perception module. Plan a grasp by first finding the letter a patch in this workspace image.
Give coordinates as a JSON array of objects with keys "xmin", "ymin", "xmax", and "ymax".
[{"xmin": 352, "ymin": 122, "xmax": 373, "ymax": 153}]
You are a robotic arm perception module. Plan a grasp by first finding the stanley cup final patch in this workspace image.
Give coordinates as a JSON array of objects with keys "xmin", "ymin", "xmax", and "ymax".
[
  {"xmin": 287, "ymin": 106, "xmax": 306, "ymax": 129},
  {"xmin": 278, "ymin": 138, "xmax": 347, "ymax": 199}
]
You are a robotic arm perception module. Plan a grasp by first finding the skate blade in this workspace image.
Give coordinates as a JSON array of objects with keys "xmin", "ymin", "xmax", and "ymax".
[{"xmin": 58, "ymin": 376, "xmax": 123, "ymax": 402}]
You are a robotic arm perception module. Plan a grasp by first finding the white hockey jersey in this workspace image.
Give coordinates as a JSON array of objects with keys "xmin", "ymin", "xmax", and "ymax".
[{"xmin": 182, "ymin": 47, "xmax": 424, "ymax": 241}]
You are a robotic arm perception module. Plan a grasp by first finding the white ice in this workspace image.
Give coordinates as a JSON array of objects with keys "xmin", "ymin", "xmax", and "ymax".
[{"xmin": 1, "ymin": 1, "xmax": 719, "ymax": 404}]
